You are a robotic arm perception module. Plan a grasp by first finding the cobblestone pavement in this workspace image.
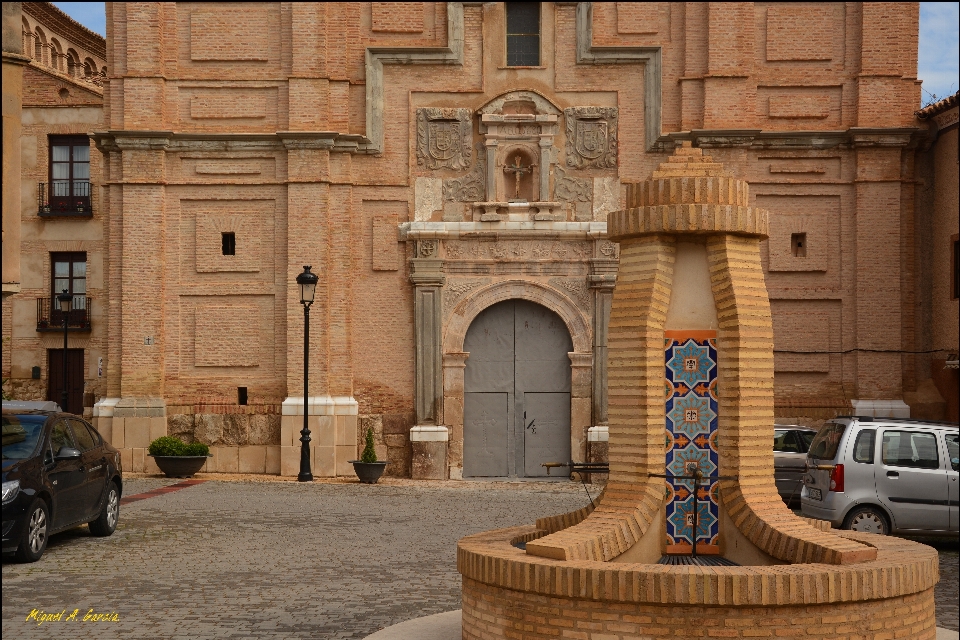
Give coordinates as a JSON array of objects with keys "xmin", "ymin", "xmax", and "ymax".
[
  {"xmin": 2, "ymin": 477, "xmax": 588, "ymax": 639},
  {"xmin": 2, "ymin": 477, "xmax": 957, "ymax": 638}
]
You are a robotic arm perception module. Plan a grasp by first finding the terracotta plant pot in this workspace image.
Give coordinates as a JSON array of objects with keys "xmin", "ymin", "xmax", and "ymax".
[
  {"xmin": 349, "ymin": 461, "xmax": 388, "ymax": 484},
  {"xmin": 149, "ymin": 455, "xmax": 211, "ymax": 478}
]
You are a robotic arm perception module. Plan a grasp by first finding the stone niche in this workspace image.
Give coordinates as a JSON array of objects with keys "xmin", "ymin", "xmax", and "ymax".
[
  {"xmin": 473, "ymin": 91, "xmax": 562, "ymax": 220},
  {"xmin": 417, "ymin": 90, "xmax": 620, "ymax": 224}
]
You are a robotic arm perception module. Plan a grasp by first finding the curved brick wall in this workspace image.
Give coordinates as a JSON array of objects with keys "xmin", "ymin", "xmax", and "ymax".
[{"xmin": 458, "ymin": 526, "xmax": 939, "ymax": 640}]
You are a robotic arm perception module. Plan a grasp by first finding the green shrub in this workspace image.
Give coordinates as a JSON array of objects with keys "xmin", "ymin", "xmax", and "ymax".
[
  {"xmin": 149, "ymin": 436, "xmax": 186, "ymax": 456},
  {"xmin": 148, "ymin": 436, "xmax": 209, "ymax": 457},
  {"xmin": 360, "ymin": 427, "xmax": 377, "ymax": 463},
  {"xmin": 183, "ymin": 442, "xmax": 210, "ymax": 456}
]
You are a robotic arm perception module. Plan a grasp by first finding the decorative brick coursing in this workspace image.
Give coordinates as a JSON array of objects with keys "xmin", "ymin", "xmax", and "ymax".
[
  {"xmin": 462, "ymin": 575, "xmax": 936, "ymax": 640},
  {"xmin": 459, "ymin": 526, "xmax": 938, "ymax": 609}
]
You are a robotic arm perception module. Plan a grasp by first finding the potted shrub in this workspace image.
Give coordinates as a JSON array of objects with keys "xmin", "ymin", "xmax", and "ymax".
[
  {"xmin": 349, "ymin": 428, "xmax": 387, "ymax": 484},
  {"xmin": 148, "ymin": 436, "xmax": 212, "ymax": 478}
]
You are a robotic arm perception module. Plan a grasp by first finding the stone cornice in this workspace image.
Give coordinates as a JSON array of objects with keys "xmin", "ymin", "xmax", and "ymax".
[
  {"xmin": 660, "ymin": 128, "xmax": 927, "ymax": 150},
  {"xmin": 2, "ymin": 52, "xmax": 32, "ymax": 66},
  {"xmin": 399, "ymin": 221, "xmax": 608, "ymax": 242},
  {"xmin": 91, "ymin": 130, "xmax": 371, "ymax": 154}
]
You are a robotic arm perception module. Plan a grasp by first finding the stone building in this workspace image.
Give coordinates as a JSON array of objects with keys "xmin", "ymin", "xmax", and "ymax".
[
  {"xmin": 1, "ymin": 2, "xmax": 107, "ymax": 415},
  {"xmin": 5, "ymin": 2, "xmax": 954, "ymax": 478}
]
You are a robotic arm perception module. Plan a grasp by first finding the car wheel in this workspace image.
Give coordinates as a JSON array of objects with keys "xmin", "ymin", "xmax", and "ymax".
[
  {"xmin": 15, "ymin": 499, "xmax": 49, "ymax": 563},
  {"xmin": 88, "ymin": 482, "xmax": 120, "ymax": 537},
  {"xmin": 843, "ymin": 506, "xmax": 889, "ymax": 535}
]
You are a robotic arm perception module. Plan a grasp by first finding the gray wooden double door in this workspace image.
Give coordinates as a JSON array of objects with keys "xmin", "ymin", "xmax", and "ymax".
[{"xmin": 463, "ymin": 300, "xmax": 573, "ymax": 478}]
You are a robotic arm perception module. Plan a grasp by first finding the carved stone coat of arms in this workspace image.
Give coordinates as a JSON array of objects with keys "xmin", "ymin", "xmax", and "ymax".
[
  {"xmin": 416, "ymin": 108, "xmax": 473, "ymax": 171},
  {"xmin": 564, "ymin": 107, "xmax": 618, "ymax": 169}
]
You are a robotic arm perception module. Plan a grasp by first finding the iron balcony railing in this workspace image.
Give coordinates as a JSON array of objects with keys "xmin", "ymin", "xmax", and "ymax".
[
  {"xmin": 38, "ymin": 181, "xmax": 92, "ymax": 217},
  {"xmin": 36, "ymin": 296, "xmax": 91, "ymax": 332}
]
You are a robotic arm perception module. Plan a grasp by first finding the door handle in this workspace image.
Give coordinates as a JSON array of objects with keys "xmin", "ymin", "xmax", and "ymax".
[{"xmin": 886, "ymin": 471, "xmax": 899, "ymax": 478}]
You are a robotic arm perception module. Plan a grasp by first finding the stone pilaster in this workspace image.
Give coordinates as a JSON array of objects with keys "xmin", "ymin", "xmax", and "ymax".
[
  {"xmin": 588, "ymin": 256, "xmax": 617, "ymax": 425},
  {"xmin": 411, "ymin": 246, "xmax": 444, "ymax": 424}
]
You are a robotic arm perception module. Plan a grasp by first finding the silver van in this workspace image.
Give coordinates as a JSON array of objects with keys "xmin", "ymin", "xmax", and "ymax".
[{"xmin": 801, "ymin": 416, "xmax": 959, "ymax": 536}]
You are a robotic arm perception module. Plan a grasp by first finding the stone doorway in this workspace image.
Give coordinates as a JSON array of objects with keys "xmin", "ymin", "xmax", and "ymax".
[{"xmin": 462, "ymin": 299, "xmax": 572, "ymax": 478}]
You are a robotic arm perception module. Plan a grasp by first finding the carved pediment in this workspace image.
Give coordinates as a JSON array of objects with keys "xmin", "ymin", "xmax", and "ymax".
[{"xmin": 478, "ymin": 90, "xmax": 562, "ymax": 117}]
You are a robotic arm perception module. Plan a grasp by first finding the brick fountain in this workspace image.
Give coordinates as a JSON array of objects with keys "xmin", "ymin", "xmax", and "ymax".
[{"xmin": 457, "ymin": 145, "xmax": 940, "ymax": 640}]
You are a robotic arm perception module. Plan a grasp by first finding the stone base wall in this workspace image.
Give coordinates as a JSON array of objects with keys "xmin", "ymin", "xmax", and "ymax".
[{"xmin": 462, "ymin": 578, "xmax": 937, "ymax": 640}]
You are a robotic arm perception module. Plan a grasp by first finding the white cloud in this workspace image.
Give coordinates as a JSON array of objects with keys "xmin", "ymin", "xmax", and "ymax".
[{"xmin": 919, "ymin": 2, "xmax": 960, "ymax": 102}]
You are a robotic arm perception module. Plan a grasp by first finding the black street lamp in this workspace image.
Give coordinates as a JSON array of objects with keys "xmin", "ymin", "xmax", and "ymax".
[
  {"xmin": 57, "ymin": 289, "xmax": 73, "ymax": 412},
  {"xmin": 296, "ymin": 265, "xmax": 319, "ymax": 482}
]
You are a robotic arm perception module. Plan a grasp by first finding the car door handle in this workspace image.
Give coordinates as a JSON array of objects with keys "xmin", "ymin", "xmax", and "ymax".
[{"xmin": 887, "ymin": 471, "xmax": 899, "ymax": 478}]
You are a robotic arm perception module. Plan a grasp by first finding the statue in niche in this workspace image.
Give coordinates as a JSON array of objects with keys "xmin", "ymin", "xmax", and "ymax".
[
  {"xmin": 564, "ymin": 107, "xmax": 618, "ymax": 169},
  {"xmin": 416, "ymin": 108, "xmax": 472, "ymax": 171}
]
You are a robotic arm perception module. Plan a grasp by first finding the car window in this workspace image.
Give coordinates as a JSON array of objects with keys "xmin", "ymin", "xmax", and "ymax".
[
  {"xmin": 881, "ymin": 430, "xmax": 939, "ymax": 469},
  {"xmin": 49, "ymin": 419, "xmax": 76, "ymax": 456},
  {"xmin": 808, "ymin": 422, "xmax": 846, "ymax": 460},
  {"xmin": 2, "ymin": 415, "xmax": 47, "ymax": 460},
  {"xmin": 852, "ymin": 429, "xmax": 875, "ymax": 464},
  {"xmin": 797, "ymin": 431, "xmax": 815, "ymax": 452},
  {"xmin": 946, "ymin": 433, "xmax": 959, "ymax": 472},
  {"xmin": 774, "ymin": 430, "xmax": 801, "ymax": 453},
  {"xmin": 69, "ymin": 419, "xmax": 96, "ymax": 451}
]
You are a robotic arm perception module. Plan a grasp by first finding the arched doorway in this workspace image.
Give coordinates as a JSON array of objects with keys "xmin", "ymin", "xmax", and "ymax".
[{"xmin": 463, "ymin": 299, "xmax": 573, "ymax": 478}]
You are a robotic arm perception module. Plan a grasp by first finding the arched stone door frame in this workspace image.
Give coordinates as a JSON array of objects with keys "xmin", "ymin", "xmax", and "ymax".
[{"xmin": 441, "ymin": 280, "xmax": 593, "ymax": 478}]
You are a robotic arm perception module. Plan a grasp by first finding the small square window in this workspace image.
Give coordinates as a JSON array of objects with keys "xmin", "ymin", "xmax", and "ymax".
[
  {"xmin": 222, "ymin": 232, "xmax": 236, "ymax": 256},
  {"xmin": 791, "ymin": 233, "xmax": 807, "ymax": 258}
]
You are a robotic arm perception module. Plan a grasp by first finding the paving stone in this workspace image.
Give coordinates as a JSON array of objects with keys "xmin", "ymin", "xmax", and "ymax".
[{"xmin": 2, "ymin": 479, "xmax": 586, "ymax": 639}]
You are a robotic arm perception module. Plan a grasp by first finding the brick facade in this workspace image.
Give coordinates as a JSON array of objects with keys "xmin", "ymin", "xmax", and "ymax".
[
  {"xmin": 3, "ymin": 2, "xmax": 950, "ymax": 476},
  {"xmin": 2, "ymin": 2, "xmax": 107, "ymax": 410}
]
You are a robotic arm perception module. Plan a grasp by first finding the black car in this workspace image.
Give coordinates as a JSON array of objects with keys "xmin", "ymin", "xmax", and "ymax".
[{"xmin": 2, "ymin": 409, "xmax": 122, "ymax": 562}]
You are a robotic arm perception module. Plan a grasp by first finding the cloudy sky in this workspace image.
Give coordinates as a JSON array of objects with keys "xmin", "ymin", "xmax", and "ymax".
[{"xmin": 54, "ymin": 1, "xmax": 959, "ymax": 105}]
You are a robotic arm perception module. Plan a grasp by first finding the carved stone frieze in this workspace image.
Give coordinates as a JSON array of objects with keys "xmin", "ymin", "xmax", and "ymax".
[
  {"xmin": 443, "ymin": 143, "xmax": 486, "ymax": 202},
  {"xmin": 549, "ymin": 277, "xmax": 591, "ymax": 311},
  {"xmin": 553, "ymin": 165, "xmax": 592, "ymax": 203},
  {"xmin": 441, "ymin": 240, "xmax": 592, "ymax": 262},
  {"xmin": 443, "ymin": 278, "xmax": 489, "ymax": 310},
  {"xmin": 416, "ymin": 108, "xmax": 473, "ymax": 171},
  {"xmin": 564, "ymin": 107, "xmax": 618, "ymax": 169}
]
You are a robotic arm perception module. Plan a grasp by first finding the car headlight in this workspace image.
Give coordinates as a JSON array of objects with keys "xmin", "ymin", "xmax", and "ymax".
[{"xmin": 1, "ymin": 480, "xmax": 20, "ymax": 505}]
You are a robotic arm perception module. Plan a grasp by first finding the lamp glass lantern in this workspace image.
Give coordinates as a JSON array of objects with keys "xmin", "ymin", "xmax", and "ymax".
[
  {"xmin": 58, "ymin": 289, "xmax": 73, "ymax": 313},
  {"xmin": 297, "ymin": 266, "xmax": 318, "ymax": 306}
]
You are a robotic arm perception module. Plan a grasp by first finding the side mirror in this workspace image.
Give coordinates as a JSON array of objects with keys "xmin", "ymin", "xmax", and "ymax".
[
  {"xmin": 55, "ymin": 447, "xmax": 82, "ymax": 461},
  {"xmin": 952, "ymin": 458, "xmax": 959, "ymax": 472}
]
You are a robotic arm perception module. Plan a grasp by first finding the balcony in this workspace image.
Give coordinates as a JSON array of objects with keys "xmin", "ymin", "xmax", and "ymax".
[
  {"xmin": 38, "ymin": 181, "xmax": 92, "ymax": 217},
  {"xmin": 36, "ymin": 296, "xmax": 92, "ymax": 332}
]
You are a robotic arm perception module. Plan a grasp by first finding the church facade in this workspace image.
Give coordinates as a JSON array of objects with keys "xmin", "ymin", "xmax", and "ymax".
[{"xmin": 54, "ymin": 2, "xmax": 954, "ymax": 478}]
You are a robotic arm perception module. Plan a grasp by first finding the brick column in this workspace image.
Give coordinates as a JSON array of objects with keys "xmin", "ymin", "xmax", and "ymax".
[
  {"xmin": 852, "ymin": 145, "xmax": 906, "ymax": 410},
  {"xmin": 281, "ymin": 142, "xmax": 333, "ymax": 476}
]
